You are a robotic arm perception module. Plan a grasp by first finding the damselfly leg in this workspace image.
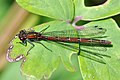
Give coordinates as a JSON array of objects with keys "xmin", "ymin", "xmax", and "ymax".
[
  {"xmin": 77, "ymin": 40, "xmax": 81, "ymax": 55},
  {"xmin": 19, "ymin": 40, "xmax": 52, "ymax": 55},
  {"xmin": 16, "ymin": 40, "xmax": 34, "ymax": 55},
  {"xmin": 26, "ymin": 40, "xmax": 35, "ymax": 55},
  {"xmin": 33, "ymin": 41, "xmax": 52, "ymax": 52},
  {"xmin": 40, "ymin": 25, "xmax": 50, "ymax": 34}
]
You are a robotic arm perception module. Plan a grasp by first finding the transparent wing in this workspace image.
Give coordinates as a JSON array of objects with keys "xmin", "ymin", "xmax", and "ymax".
[
  {"xmin": 45, "ymin": 40, "xmax": 110, "ymax": 64},
  {"xmin": 43, "ymin": 26, "xmax": 106, "ymax": 38},
  {"xmin": 61, "ymin": 42, "xmax": 110, "ymax": 64},
  {"xmin": 81, "ymin": 46, "xmax": 107, "ymax": 52}
]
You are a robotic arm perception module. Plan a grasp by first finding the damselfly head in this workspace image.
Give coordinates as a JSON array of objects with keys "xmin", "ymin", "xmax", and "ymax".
[{"xmin": 18, "ymin": 30, "xmax": 27, "ymax": 41}]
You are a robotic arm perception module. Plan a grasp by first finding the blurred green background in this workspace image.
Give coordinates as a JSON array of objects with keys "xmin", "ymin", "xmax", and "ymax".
[{"xmin": 0, "ymin": 0, "xmax": 119, "ymax": 80}]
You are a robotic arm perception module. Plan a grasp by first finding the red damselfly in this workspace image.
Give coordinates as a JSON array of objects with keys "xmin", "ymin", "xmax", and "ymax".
[{"xmin": 7, "ymin": 25, "xmax": 113, "ymax": 63}]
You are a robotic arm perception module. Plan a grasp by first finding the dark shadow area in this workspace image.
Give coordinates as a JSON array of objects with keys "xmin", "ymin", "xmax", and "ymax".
[
  {"xmin": 76, "ymin": 20, "xmax": 90, "ymax": 26},
  {"xmin": 36, "ymin": 16, "xmax": 54, "ymax": 25},
  {"xmin": 85, "ymin": 0, "xmax": 107, "ymax": 7},
  {"xmin": 112, "ymin": 14, "xmax": 120, "ymax": 28}
]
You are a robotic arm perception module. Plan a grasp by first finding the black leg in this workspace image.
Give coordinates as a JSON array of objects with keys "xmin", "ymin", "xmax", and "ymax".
[
  {"xmin": 27, "ymin": 40, "xmax": 35, "ymax": 55},
  {"xmin": 17, "ymin": 41, "xmax": 34, "ymax": 55},
  {"xmin": 17, "ymin": 41, "xmax": 27, "ymax": 46},
  {"xmin": 34, "ymin": 41, "xmax": 52, "ymax": 52},
  {"xmin": 76, "ymin": 29, "xmax": 81, "ymax": 55},
  {"xmin": 77, "ymin": 39, "xmax": 81, "ymax": 55},
  {"xmin": 40, "ymin": 25, "xmax": 50, "ymax": 33}
]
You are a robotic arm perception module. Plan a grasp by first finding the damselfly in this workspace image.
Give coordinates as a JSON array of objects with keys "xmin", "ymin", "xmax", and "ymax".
[{"xmin": 14, "ymin": 25, "xmax": 112, "ymax": 63}]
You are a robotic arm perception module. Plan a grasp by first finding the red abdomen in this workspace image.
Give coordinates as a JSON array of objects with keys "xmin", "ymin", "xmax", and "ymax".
[{"xmin": 40, "ymin": 36, "xmax": 112, "ymax": 46}]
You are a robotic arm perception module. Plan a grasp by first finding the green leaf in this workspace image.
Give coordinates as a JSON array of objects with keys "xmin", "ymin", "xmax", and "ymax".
[
  {"xmin": 16, "ymin": 0, "xmax": 74, "ymax": 21},
  {"xmin": 74, "ymin": 0, "xmax": 120, "ymax": 20},
  {"xmin": 50, "ymin": 55, "xmax": 83, "ymax": 80},
  {"xmin": 79, "ymin": 19, "xmax": 120, "ymax": 80},
  {"xmin": 8, "ymin": 21, "xmax": 76, "ymax": 80}
]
